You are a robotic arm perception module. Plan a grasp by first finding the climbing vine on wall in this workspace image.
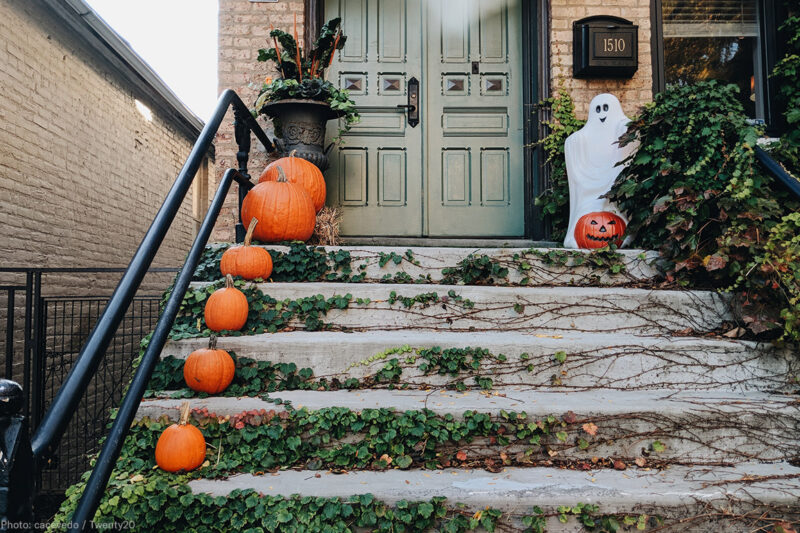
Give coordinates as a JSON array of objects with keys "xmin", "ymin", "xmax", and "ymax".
[{"xmin": 534, "ymin": 89, "xmax": 586, "ymax": 241}]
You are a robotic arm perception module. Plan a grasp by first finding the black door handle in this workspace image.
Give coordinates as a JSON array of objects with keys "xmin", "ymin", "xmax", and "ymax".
[{"xmin": 402, "ymin": 77, "xmax": 419, "ymax": 128}]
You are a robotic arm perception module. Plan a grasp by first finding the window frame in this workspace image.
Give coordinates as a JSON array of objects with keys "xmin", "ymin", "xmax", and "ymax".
[{"xmin": 650, "ymin": 0, "xmax": 788, "ymax": 132}]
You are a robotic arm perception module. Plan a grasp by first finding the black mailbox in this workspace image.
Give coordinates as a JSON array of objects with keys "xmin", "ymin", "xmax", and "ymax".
[{"xmin": 573, "ymin": 16, "xmax": 638, "ymax": 79}]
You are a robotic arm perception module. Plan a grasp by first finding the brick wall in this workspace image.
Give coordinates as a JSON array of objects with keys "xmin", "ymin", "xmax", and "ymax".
[
  {"xmin": 0, "ymin": 0, "xmax": 207, "ymax": 278},
  {"xmin": 0, "ymin": 0, "xmax": 210, "ymax": 381},
  {"xmin": 549, "ymin": 0, "xmax": 654, "ymax": 119},
  {"xmin": 213, "ymin": 0, "xmax": 305, "ymax": 242}
]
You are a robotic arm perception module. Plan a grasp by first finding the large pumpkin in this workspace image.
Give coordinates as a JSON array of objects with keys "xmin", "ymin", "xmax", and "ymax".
[
  {"xmin": 155, "ymin": 401, "xmax": 206, "ymax": 473},
  {"xmin": 259, "ymin": 151, "xmax": 326, "ymax": 213},
  {"xmin": 204, "ymin": 274, "xmax": 249, "ymax": 332},
  {"xmin": 183, "ymin": 335, "xmax": 235, "ymax": 394},
  {"xmin": 220, "ymin": 218, "xmax": 273, "ymax": 280},
  {"xmin": 574, "ymin": 211, "xmax": 626, "ymax": 249},
  {"xmin": 241, "ymin": 166, "xmax": 316, "ymax": 243}
]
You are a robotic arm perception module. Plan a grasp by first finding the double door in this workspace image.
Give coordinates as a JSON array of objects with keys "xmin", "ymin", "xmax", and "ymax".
[{"xmin": 325, "ymin": 0, "xmax": 523, "ymax": 237}]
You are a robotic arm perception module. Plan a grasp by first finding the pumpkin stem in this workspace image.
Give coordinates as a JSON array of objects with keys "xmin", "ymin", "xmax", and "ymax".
[
  {"xmin": 244, "ymin": 218, "xmax": 258, "ymax": 247},
  {"xmin": 289, "ymin": 149, "xmax": 297, "ymax": 159},
  {"xmin": 276, "ymin": 165, "xmax": 288, "ymax": 183},
  {"xmin": 225, "ymin": 273, "xmax": 235, "ymax": 289},
  {"xmin": 179, "ymin": 401, "xmax": 191, "ymax": 425},
  {"xmin": 208, "ymin": 334, "xmax": 217, "ymax": 350}
]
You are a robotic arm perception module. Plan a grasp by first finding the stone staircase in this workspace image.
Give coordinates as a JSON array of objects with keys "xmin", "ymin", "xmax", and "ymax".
[{"xmin": 101, "ymin": 245, "xmax": 800, "ymax": 531}]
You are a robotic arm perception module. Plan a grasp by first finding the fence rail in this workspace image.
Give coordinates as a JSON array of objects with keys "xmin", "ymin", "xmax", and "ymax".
[{"xmin": 0, "ymin": 268, "xmax": 176, "ymax": 504}]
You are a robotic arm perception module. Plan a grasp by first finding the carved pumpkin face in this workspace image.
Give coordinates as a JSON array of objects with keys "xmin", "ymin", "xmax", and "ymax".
[{"xmin": 575, "ymin": 212, "xmax": 626, "ymax": 249}]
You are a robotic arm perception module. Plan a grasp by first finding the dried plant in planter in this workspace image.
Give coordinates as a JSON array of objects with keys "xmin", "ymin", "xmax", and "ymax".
[{"xmin": 310, "ymin": 206, "xmax": 342, "ymax": 246}]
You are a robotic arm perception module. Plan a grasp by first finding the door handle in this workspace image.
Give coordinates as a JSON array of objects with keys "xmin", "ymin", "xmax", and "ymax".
[{"xmin": 397, "ymin": 77, "xmax": 419, "ymax": 128}]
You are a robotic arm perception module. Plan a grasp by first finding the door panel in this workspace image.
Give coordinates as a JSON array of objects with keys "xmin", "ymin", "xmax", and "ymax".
[
  {"xmin": 426, "ymin": 0, "xmax": 523, "ymax": 236},
  {"xmin": 325, "ymin": 0, "xmax": 524, "ymax": 237},
  {"xmin": 326, "ymin": 0, "xmax": 423, "ymax": 236}
]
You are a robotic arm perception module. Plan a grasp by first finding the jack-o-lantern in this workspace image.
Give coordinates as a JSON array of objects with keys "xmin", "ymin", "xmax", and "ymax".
[{"xmin": 574, "ymin": 212, "xmax": 626, "ymax": 249}]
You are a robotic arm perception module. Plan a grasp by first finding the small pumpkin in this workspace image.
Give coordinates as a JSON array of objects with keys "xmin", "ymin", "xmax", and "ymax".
[
  {"xmin": 155, "ymin": 401, "xmax": 206, "ymax": 473},
  {"xmin": 220, "ymin": 218, "xmax": 273, "ymax": 280},
  {"xmin": 241, "ymin": 166, "xmax": 316, "ymax": 243},
  {"xmin": 204, "ymin": 274, "xmax": 249, "ymax": 332},
  {"xmin": 259, "ymin": 151, "xmax": 326, "ymax": 213},
  {"xmin": 574, "ymin": 211, "xmax": 626, "ymax": 249},
  {"xmin": 183, "ymin": 335, "xmax": 235, "ymax": 394}
]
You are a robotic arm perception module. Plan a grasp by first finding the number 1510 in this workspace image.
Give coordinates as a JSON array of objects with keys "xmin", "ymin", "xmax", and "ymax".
[{"xmin": 602, "ymin": 38, "xmax": 626, "ymax": 52}]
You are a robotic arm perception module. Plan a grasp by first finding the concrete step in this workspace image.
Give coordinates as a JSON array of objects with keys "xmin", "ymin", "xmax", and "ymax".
[
  {"xmin": 250, "ymin": 245, "xmax": 662, "ymax": 286},
  {"xmin": 190, "ymin": 282, "xmax": 732, "ymax": 335},
  {"xmin": 187, "ymin": 463, "xmax": 800, "ymax": 532},
  {"xmin": 161, "ymin": 331, "xmax": 798, "ymax": 392},
  {"xmin": 138, "ymin": 389, "xmax": 800, "ymax": 464}
]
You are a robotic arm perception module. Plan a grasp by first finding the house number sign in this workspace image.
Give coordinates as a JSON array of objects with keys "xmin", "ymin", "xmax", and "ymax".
[{"xmin": 573, "ymin": 15, "xmax": 638, "ymax": 78}]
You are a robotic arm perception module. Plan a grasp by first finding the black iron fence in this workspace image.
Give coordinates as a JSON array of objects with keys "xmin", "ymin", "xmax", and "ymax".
[{"xmin": 0, "ymin": 268, "xmax": 176, "ymax": 500}]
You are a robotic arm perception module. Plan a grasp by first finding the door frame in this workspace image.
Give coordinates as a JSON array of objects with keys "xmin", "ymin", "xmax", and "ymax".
[{"xmin": 307, "ymin": 0, "xmax": 551, "ymax": 240}]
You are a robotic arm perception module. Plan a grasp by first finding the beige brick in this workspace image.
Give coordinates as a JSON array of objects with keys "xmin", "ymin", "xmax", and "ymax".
[
  {"xmin": 549, "ymin": 0, "xmax": 654, "ymax": 118},
  {"xmin": 0, "ymin": 0, "xmax": 212, "ymax": 280}
]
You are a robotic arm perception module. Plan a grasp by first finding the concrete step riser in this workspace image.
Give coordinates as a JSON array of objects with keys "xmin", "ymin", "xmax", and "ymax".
[
  {"xmin": 191, "ymin": 282, "xmax": 732, "ymax": 335},
  {"xmin": 250, "ymin": 245, "xmax": 662, "ymax": 286},
  {"xmin": 137, "ymin": 391, "xmax": 800, "ymax": 464},
  {"xmin": 162, "ymin": 332, "xmax": 797, "ymax": 392},
  {"xmin": 187, "ymin": 465, "xmax": 800, "ymax": 532}
]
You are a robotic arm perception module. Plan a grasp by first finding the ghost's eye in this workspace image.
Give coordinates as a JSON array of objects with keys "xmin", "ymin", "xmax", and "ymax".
[
  {"xmin": 595, "ymin": 105, "xmax": 601, "ymax": 113},
  {"xmin": 603, "ymin": 104, "xmax": 609, "ymax": 112}
]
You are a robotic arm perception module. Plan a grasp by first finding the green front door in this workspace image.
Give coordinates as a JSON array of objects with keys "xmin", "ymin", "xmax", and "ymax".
[{"xmin": 325, "ymin": 0, "xmax": 524, "ymax": 237}]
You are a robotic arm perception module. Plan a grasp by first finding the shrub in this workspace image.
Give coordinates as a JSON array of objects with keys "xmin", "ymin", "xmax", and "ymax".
[{"xmin": 606, "ymin": 81, "xmax": 800, "ymax": 338}]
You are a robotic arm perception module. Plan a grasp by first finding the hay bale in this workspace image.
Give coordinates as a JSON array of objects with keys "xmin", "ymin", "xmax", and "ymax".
[{"xmin": 310, "ymin": 207, "xmax": 342, "ymax": 246}]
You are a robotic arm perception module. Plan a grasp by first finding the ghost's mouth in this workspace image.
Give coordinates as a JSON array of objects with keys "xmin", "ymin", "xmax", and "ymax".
[{"xmin": 599, "ymin": 117, "xmax": 607, "ymax": 123}]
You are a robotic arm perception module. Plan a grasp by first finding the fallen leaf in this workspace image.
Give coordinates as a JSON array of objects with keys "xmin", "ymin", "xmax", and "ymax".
[
  {"xmin": 456, "ymin": 450, "xmax": 467, "ymax": 461},
  {"xmin": 723, "ymin": 326, "xmax": 746, "ymax": 338},
  {"xmin": 547, "ymin": 449, "xmax": 558, "ymax": 457},
  {"xmin": 613, "ymin": 459, "xmax": 627, "ymax": 471},
  {"xmin": 582, "ymin": 422, "xmax": 598, "ymax": 436},
  {"xmin": 563, "ymin": 410, "xmax": 577, "ymax": 424},
  {"xmin": 634, "ymin": 457, "xmax": 646, "ymax": 467},
  {"xmin": 379, "ymin": 454, "xmax": 392, "ymax": 465}
]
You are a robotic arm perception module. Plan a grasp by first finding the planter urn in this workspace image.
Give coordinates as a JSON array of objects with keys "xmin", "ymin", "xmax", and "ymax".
[{"xmin": 261, "ymin": 99, "xmax": 344, "ymax": 171}]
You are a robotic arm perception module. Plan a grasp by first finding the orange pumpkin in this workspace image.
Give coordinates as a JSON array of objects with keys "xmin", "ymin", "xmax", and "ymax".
[
  {"xmin": 204, "ymin": 274, "xmax": 249, "ymax": 332},
  {"xmin": 241, "ymin": 166, "xmax": 316, "ymax": 243},
  {"xmin": 259, "ymin": 151, "xmax": 326, "ymax": 213},
  {"xmin": 220, "ymin": 218, "xmax": 273, "ymax": 280},
  {"xmin": 183, "ymin": 335, "xmax": 235, "ymax": 394},
  {"xmin": 155, "ymin": 401, "xmax": 206, "ymax": 473},
  {"xmin": 574, "ymin": 211, "xmax": 626, "ymax": 249}
]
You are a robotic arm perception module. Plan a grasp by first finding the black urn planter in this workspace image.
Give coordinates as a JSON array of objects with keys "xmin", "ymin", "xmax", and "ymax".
[{"xmin": 261, "ymin": 99, "xmax": 344, "ymax": 171}]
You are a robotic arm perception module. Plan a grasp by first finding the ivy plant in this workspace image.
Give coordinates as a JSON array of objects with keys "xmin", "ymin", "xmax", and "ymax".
[
  {"xmin": 606, "ymin": 81, "xmax": 800, "ymax": 339},
  {"xmin": 534, "ymin": 89, "xmax": 586, "ymax": 241}
]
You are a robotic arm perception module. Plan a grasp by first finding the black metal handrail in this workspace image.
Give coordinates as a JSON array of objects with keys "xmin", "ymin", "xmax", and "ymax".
[
  {"xmin": 0, "ymin": 89, "xmax": 271, "ymax": 529},
  {"xmin": 755, "ymin": 145, "xmax": 800, "ymax": 200}
]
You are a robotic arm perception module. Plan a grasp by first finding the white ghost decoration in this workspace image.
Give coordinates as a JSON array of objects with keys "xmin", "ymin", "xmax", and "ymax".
[{"xmin": 563, "ymin": 94, "xmax": 636, "ymax": 249}]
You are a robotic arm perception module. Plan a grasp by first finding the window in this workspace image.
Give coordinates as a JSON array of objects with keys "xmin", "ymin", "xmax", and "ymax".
[{"xmin": 654, "ymin": 0, "xmax": 764, "ymax": 118}]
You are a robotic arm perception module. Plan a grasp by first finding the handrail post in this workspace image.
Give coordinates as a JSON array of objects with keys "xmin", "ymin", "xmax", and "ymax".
[
  {"xmin": 233, "ymin": 105, "xmax": 252, "ymax": 244},
  {"xmin": 0, "ymin": 379, "xmax": 34, "ymax": 528}
]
